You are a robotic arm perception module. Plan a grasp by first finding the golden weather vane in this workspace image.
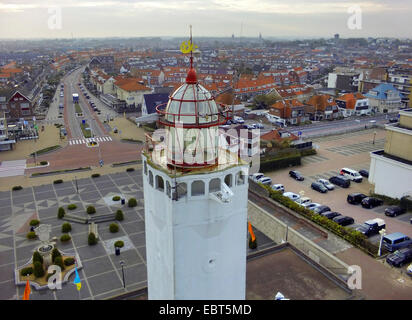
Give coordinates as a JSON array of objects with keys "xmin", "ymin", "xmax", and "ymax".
[{"xmin": 180, "ymin": 25, "xmax": 198, "ymax": 54}]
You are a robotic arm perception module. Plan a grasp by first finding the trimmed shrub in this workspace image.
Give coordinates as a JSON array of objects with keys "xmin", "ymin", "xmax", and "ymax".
[
  {"xmin": 29, "ymin": 219, "xmax": 40, "ymax": 227},
  {"xmin": 40, "ymin": 161, "xmax": 48, "ymax": 165},
  {"xmin": 51, "ymin": 248, "xmax": 62, "ymax": 263},
  {"xmin": 112, "ymin": 196, "xmax": 121, "ymax": 201},
  {"xmin": 114, "ymin": 240, "xmax": 124, "ymax": 248},
  {"xmin": 27, "ymin": 231, "xmax": 36, "ymax": 240},
  {"xmin": 109, "ymin": 223, "xmax": 119, "ymax": 233},
  {"xmin": 86, "ymin": 206, "xmax": 96, "ymax": 214},
  {"xmin": 126, "ymin": 168, "xmax": 135, "ymax": 172},
  {"xmin": 60, "ymin": 234, "xmax": 71, "ymax": 242},
  {"xmin": 259, "ymin": 155, "xmax": 301, "ymax": 173},
  {"xmin": 61, "ymin": 222, "xmax": 72, "ymax": 233},
  {"xmin": 54, "ymin": 256, "xmax": 65, "ymax": 271},
  {"xmin": 12, "ymin": 186, "xmax": 23, "ymax": 191},
  {"xmin": 249, "ymin": 237, "xmax": 257, "ymax": 249},
  {"xmin": 58, "ymin": 207, "xmax": 65, "ymax": 219},
  {"xmin": 53, "ymin": 179, "xmax": 63, "ymax": 184},
  {"xmin": 300, "ymin": 148, "xmax": 317, "ymax": 157},
  {"xmin": 115, "ymin": 210, "xmax": 124, "ymax": 221},
  {"xmin": 20, "ymin": 267, "xmax": 33, "ymax": 277},
  {"xmin": 128, "ymin": 198, "xmax": 137, "ymax": 208},
  {"xmin": 88, "ymin": 232, "xmax": 98, "ymax": 245},
  {"xmin": 67, "ymin": 204, "xmax": 77, "ymax": 210},
  {"xmin": 91, "ymin": 173, "xmax": 100, "ymax": 178},
  {"xmin": 32, "ymin": 251, "xmax": 43, "ymax": 264},
  {"xmin": 33, "ymin": 261, "xmax": 44, "ymax": 278},
  {"xmin": 64, "ymin": 257, "xmax": 75, "ymax": 266}
]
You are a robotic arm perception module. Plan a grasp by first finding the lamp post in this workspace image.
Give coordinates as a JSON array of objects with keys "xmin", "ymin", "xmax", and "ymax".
[
  {"xmin": 120, "ymin": 261, "xmax": 126, "ymax": 288},
  {"xmin": 378, "ymin": 228, "xmax": 386, "ymax": 257},
  {"xmin": 75, "ymin": 175, "xmax": 78, "ymax": 194},
  {"xmin": 373, "ymin": 131, "xmax": 377, "ymax": 145}
]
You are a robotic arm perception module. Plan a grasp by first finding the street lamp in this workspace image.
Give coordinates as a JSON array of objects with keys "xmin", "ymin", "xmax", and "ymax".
[
  {"xmin": 120, "ymin": 261, "xmax": 126, "ymax": 288},
  {"xmin": 378, "ymin": 228, "xmax": 386, "ymax": 257}
]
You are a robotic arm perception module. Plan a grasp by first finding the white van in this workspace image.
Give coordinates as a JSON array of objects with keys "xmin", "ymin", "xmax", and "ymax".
[{"xmin": 339, "ymin": 168, "xmax": 362, "ymax": 183}]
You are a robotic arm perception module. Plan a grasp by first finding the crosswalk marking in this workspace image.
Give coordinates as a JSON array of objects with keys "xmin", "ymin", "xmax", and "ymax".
[{"xmin": 68, "ymin": 136, "xmax": 113, "ymax": 146}]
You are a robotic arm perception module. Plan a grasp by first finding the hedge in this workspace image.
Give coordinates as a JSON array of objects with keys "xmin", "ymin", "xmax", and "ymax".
[
  {"xmin": 300, "ymin": 149, "xmax": 317, "ymax": 157},
  {"xmin": 60, "ymin": 234, "xmax": 71, "ymax": 242},
  {"xmin": 88, "ymin": 232, "xmax": 98, "ymax": 245},
  {"xmin": 261, "ymin": 184, "xmax": 381, "ymax": 257},
  {"xmin": 33, "ymin": 251, "xmax": 43, "ymax": 264},
  {"xmin": 128, "ymin": 198, "xmax": 137, "ymax": 208},
  {"xmin": 51, "ymin": 248, "xmax": 62, "ymax": 263},
  {"xmin": 33, "ymin": 261, "xmax": 44, "ymax": 278},
  {"xmin": 54, "ymin": 256, "xmax": 65, "ymax": 270},
  {"xmin": 64, "ymin": 257, "xmax": 75, "ymax": 266},
  {"xmin": 86, "ymin": 206, "xmax": 96, "ymax": 214},
  {"xmin": 12, "ymin": 186, "xmax": 23, "ymax": 191},
  {"xmin": 29, "ymin": 219, "xmax": 40, "ymax": 227},
  {"xmin": 40, "ymin": 161, "xmax": 48, "ymax": 166},
  {"xmin": 109, "ymin": 223, "xmax": 119, "ymax": 233},
  {"xmin": 91, "ymin": 173, "xmax": 100, "ymax": 178},
  {"xmin": 370, "ymin": 193, "xmax": 401, "ymax": 206},
  {"xmin": 259, "ymin": 155, "xmax": 301, "ymax": 172},
  {"xmin": 61, "ymin": 222, "xmax": 72, "ymax": 233},
  {"xmin": 67, "ymin": 204, "xmax": 77, "ymax": 210},
  {"xmin": 115, "ymin": 210, "xmax": 124, "ymax": 221},
  {"xmin": 53, "ymin": 179, "xmax": 63, "ymax": 184},
  {"xmin": 126, "ymin": 168, "xmax": 135, "ymax": 172},
  {"xmin": 58, "ymin": 207, "xmax": 65, "ymax": 219},
  {"xmin": 27, "ymin": 231, "xmax": 36, "ymax": 240},
  {"xmin": 20, "ymin": 267, "xmax": 33, "ymax": 276},
  {"xmin": 114, "ymin": 240, "xmax": 124, "ymax": 248},
  {"xmin": 112, "ymin": 196, "xmax": 121, "ymax": 201}
]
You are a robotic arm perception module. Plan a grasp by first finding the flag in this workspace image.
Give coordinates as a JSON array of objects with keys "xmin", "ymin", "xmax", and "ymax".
[
  {"xmin": 23, "ymin": 280, "xmax": 31, "ymax": 300},
  {"xmin": 73, "ymin": 267, "xmax": 81, "ymax": 291},
  {"xmin": 248, "ymin": 222, "xmax": 256, "ymax": 242}
]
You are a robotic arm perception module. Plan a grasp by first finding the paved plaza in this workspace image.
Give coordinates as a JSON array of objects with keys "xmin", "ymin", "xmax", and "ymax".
[{"xmin": 0, "ymin": 170, "xmax": 147, "ymax": 300}]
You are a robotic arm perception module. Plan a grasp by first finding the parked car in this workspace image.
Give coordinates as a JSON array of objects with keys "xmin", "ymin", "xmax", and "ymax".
[
  {"xmin": 340, "ymin": 168, "xmax": 363, "ymax": 183},
  {"xmin": 359, "ymin": 169, "xmax": 369, "ymax": 178},
  {"xmin": 289, "ymin": 170, "xmax": 304, "ymax": 181},
  {"xmin": 329, "ymin": 176, "xmax": 350, "ymax": 188},
  {"xmin": 383, "ymin": 233, "xmax": 412, "ymax": 252},
  {"xmin": 388, "ymin": 117, "xmax": 399, "ymax": 123},
  {"xmin": 333, "ymin": 215, "xmax": 355, "ymax": 226},
  {"xmin": 321, "ymin": 211, "xmax": 342, "ymax": 220},
  {"xmin": 303, "ymin": 202, "xmax": 322, "ymax": 210},
  {"xmin": 254, "ymin": 123, "xmax": 264, "ymax": 129},
  {"xmin": 347, "ymin": 193, "xmax": 367, "ymax": 205},
  {"xmin": 318, "ymin": 179, "xmax": 334, "ymax": 190},
  {"xmin": 283, "ymin": 192, "xmax": 300, "ymax": 202},
  {"xmin": 295, "ymin": 197, "xmax": 311, "ymax": 206},
  {"xmin": 361, "ymin": 197, "xmax": 384, "ymax": 209},
  {"xmin": 271, "ymin": 184, "xmax": 285, "ymax": 193},
  {"xmin": 355, "ymin": 218, "xmax": 386, "ymax": 237},
  {"xmin": 311, "ymin": 182, "xmax": 328, "ymax": 193},
  {"xmin": 385, "ymin": 206, "xmax": 406, "ymax": 217},
  {"xmin": 258, "ymin": 177, "xmax": 272, "ymax": 186},
  {"xmin": 250, "ymin": 173, "xmax": 265, "ymax": 183},
  {"xmin": 386, "ymin": 247, "xmax": 412, "ymax": 267},
  {"xmin": 233, "ymin": 116, "xmax": 244, "ymax": 124},
  {"xmin": 313, "ymin": 205, "xmax": 331, "ymax": 214}
]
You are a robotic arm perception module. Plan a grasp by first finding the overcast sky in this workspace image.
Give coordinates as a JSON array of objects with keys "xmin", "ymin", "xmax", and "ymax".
[{"xmin": 0, "ymin": 0, "xmax": 411, "ymax": 39}]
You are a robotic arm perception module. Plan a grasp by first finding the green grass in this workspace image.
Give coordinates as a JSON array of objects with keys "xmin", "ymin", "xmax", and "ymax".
[
  {"xmin": 80, "ymin": 122, "xmax": 92, "ymax": 138},
  {"xmin": 74, "ymin": 103, "xmax": 82, "ymax": 114},
  {"xmin": 30, "ymin": 145, "xmax": 60, "ymax": 156}
]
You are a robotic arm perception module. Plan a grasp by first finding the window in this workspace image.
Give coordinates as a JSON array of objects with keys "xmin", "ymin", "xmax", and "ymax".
[
  {"xmin": 191, "ymin": 180, "xmax": 205, "ymax": 196},
  {"xmin": 236, "ymin": 171, "xmax": 245, "ymax": 185},
  {"xmin": 166, "ymin": 181, "xmax": 171, "ymax": 198},
  {"xmin": 176, "ymin": 182, "xmax": 187, "ymax": 199},
  {"xmin": 144, "ymin": 161, "xmax": 147, "ymax": 175},
  {"xmin": 209, "ymin": 178, "xmax": 221, "ymax": 192},
  {"xmin": 224, "ymin": 174, "xmax": 232, "ymax": 187},
  {"xmin": 149, "ymin": 171, "xmax": 153, "ymax": 187},
  {"xmin": 155, "ymin": 175, "xmax": 164, "ymax": 192}
]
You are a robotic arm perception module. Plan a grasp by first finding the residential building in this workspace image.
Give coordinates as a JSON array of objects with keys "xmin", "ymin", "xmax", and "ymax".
[
  {"xmin": 369, "ymin": 109, "xmax": 412, "ymax": 198},
  {"xmin": 89, "ymin": 56, "xmax": 115, "ymax": 74},
  {"xmin": 115, "ymin": 79, "xmax": 152, "ymax": 111},
  {"xmin": 335, "ymin": 93, "xmax": 370, "ymax": 117},
  {"xmin": 0, "ymin": 90, "xmax": 33, "ymax": 121},
  {"xmin": 0, "ymin": 112, "xmax": 15, "ymax": 151},
  {"xmin": 364, "ymin": 83, "xmax": 403, "ymax": 113},
  {"xmin": 269, "ymin": 99, "xmax": 309, "ymax": 125},
  {"xmin": 306, "ymin": 95, "xmax": 340, "ymax": 120}
]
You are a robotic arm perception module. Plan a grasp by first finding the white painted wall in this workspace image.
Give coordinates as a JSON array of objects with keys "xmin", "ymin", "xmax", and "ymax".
[
  {"xmin": 369, "ymin": 152, "xmax": 412, "ymax": 199},
  {"xmin": 142, "ymin": 154, "xmax": 249, "ymax": 299}
]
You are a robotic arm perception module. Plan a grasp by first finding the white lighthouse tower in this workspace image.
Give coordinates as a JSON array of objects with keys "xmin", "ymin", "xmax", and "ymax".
[{"xmin": 141, "ymin": 38, "xmax": 249, "ymax": 300}]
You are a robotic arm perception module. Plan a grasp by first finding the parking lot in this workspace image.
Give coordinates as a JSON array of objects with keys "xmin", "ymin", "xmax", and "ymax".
[{"xmin": 263, "ymin": 129, "xmax": 412, "ymax": 246}]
